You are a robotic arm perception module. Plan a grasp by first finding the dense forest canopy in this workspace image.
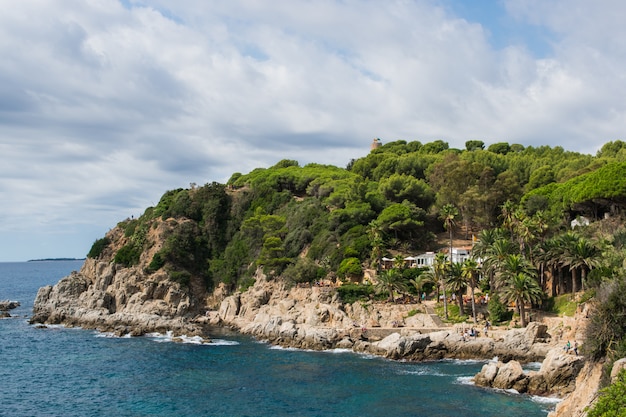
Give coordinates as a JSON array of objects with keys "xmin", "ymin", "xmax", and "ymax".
[{"xmin": 88, "ymin": 139, "xmax": 626, "ymax": 291}]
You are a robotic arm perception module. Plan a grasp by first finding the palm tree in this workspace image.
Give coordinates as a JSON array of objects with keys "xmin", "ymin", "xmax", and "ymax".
[
  {"xmin": 427, "ymin": 252, "xmax": 449, "ymax": 319},
  {"xmin": 409, "ymin": 272, "xmax": 434, "ymax": 303},
  {"xmin": 563, "ymin": 235, "xmax": 601, "ymax": 293},
  {"xmin": 558, "ymin": 232, "xmax": 582, "ymax": 294},
  {"xmin": 461, "ymin": 258, "xmax": 481, "ymax": 324},
  {"xmin": 375, "ymin": 269, "xmax": 408, "ymax": 302},
  {"xmin": 440, "ymin": 204, "xmax": 459, "ymax": 319},
  {"xmin": 499, "ymin": 272, "xmax": 543, "ymax": 327},
  {"xmin": 482, "ymin": 238, "xmax": 516, "ymax": 291},
  {"xmin": 447, "ymin": 262, "xmax": 467, "ymax": 315},
  {"xmin": 498, "ymin": 254, "xmax": 538, "ymax": 317}
]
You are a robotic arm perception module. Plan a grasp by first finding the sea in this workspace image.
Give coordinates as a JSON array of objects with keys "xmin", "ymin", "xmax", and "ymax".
[{"xmin": 0, "ymin": 260, "xmax": 559, "ymax": 417}]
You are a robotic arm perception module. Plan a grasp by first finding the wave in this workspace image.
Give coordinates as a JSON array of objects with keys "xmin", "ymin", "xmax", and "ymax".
[
  {"xmin": 455, "ymin": 376, "xmax": 474, "ymax": 385},
  {"xmin": 531, "ymin": 395, "xmax": 562, "ymax": 405},
  {"xmin": 94, "ymin": 331, "xmax": 131, "ymax": 339}
]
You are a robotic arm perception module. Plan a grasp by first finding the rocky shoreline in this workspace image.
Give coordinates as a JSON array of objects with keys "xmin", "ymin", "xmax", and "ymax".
[{"xmin": 30, "ymin": 259, "xmax": 598, "ymax": 416}]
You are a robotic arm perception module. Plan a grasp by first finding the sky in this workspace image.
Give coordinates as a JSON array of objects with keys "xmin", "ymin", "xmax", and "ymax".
[{"xmin": 1, "ymin": 0, "xmax": 625, "ymax": 262}]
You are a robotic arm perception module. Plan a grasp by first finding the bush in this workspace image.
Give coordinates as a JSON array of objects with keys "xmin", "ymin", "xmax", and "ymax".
[
  {"xmin": 87, "ymin": 237, "xmax": 110, "ymax": 259},
  {"xmin": 488, "ymin": 293, "xmax": 513, "ymax": 323},
  {"xmin": 584, "ymin": 277, "xmax": 626, "ymax": 360},
  {"xmin": 114, "ymin": 244, "xmax": 141, "ymax": 266},
  {"xmin": 549, "ymin": 295, "xmax": 578, "ymax": 317},
  {"xmin": 337, "ymin": 257, "xmax": 362, "ymax": 280},
  {"xmin": 283, "ymin": 258, "xmax": 325, "ymax": 285},
  {"xmin": 336, "ymin": 284, "xmax": 374, "ymax": 304},
  {"xmin": 168, "ymin": 270, "xmax": 191, "ymax": 287},
  {"xmin": 147, "ymin": 251, "xmax": 166, "ymax": 272},
  {"xmin": 586, "ymin": 369, "xmax": 626, "ymax": 417}
]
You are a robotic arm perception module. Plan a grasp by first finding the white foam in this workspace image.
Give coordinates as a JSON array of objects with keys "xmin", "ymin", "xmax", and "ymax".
[
  {"xmin": 94, "ymin": 331, "xmax": 118, "ymax": 338},
  {"xmin": 326, "ymin": 348, "xmax": 353, "ymax": 354},
  {"xmin": 443, "ymin": 358, "xmax": 488, "ymax": 365},
  {"xmin": 455, "ymin": 376, "xmax": 474, "ymax": 385},
  {"xmin": 209, "ymin": 339, "xmax": 240, "ymax": 346},
  {"xmin": 531, "ymin": 395, "xmax": 563, "ymax": 405},
  {"xmin": 398, "ymin": 368, "xmax": 447, "ymax": 377},
  {"xmin": 268, "ymin": 345, "xmax": 310, "ymax": 352},
  {"xmin": 523, "ymin": 362, "xmax": 542, "ymax": 371}
]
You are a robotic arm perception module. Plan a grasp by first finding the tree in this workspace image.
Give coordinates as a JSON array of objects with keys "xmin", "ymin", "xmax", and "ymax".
[
  {"xmin": 378, "ymin": 174, "xmax": 435, "ymax": 208},
  {"xmin": 465, "ymin": 140, "xmax": 485, "ymax": 151},
  {"xmin": 433, "ymin": 252, "xmax": 450, "ymax": 319},
  {"xmin": 499, "ymin": 271, "xmax": 542, "ymax": 327},
  {"xmin": 461, "ymin": 258, "xmax": 481, "ymax": 324},
  {"xmin": 410, "ymin": 273, "xmax": 433, "ymax": 303},
  {"xmin": 375, "ymin": 269, "xmax": 408, "ymax": 302},
  {"xmin": 447, "ymin": 262, "xmax": 467, "ymax": 315},
  {"xmin": 563, "ymin": 235, "xmax": 602, "ymax": 293}
]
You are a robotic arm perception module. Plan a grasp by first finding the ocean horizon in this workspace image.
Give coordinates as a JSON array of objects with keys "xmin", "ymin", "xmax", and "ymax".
[{"xmin": 0, "ymin": 260, "xmax": 557, "ymax": 416}]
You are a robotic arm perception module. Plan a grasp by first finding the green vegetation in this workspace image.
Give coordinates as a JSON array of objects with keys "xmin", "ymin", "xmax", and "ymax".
[
  {"xmin": 87, "ymin": 237, "xmax": 110, "ymax": 259},
  {"xmin": 549, "ymin": 295, "xmax": 578, "ymax": 317},
  {"xmin": 586, "ymin": 370, "xmax": 626, "ymax": 417},
  {"xmin": 88, "ymin": 140, "xmax": 626, "ymax": 374},
  {"xmin": 336, "ymin": 283, "xmax": 375, "ymax": 304}
]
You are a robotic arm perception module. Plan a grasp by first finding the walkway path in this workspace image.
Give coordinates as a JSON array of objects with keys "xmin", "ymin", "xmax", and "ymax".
[{"xmin": 423, "ymin": 302, "xmax": 448, "ymax": 327}]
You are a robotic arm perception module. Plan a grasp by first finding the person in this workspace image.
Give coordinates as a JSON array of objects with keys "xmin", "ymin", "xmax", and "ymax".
[
  {"xmin": 573, "ymin": 341, "xmax": 579, "ymax": 355},
  {"xmin": 564, "ymin": 340, "xmax": 571, "ymax": 353}
]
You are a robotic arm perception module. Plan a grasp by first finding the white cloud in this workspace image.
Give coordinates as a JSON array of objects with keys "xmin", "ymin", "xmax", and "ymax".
[{"xmin": 1, "ymin": 0, "xmax": 625, "ymax": 260}]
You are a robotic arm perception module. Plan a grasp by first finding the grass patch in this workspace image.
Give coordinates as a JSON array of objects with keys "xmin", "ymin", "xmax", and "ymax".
[
  {"xmin": 435, "ymin": 303, "xmax": 469, "ymax": 323},
  {"xmin": 551, "ymin": 295, "xmax": 578, "ymax": 317}
]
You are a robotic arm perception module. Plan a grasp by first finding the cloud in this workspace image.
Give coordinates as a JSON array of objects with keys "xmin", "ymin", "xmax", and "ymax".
[{"xmin": 1, "ymin": 0, "xmax": 625, "ymax": 260}]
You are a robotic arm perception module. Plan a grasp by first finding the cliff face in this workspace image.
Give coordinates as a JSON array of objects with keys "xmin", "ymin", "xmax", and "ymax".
[{"xmin": 31, "ymin": 220, "xmax": 210, "ymax": 337}]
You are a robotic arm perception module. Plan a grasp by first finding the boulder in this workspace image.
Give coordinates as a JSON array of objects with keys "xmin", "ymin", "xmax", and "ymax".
[
  {"xmin": 536, "ymin": 347, "xmax": 585, "ymax": 396},
  {"xmin": 492, "ymin": 360, "xmax": 527, "ymax": 391},
  {"xmin": 610, "ymin": 357, "xmax": 626, "ymax": 382},
  {"xmin": 0, "ymin": 300, "xmax": 20, "ymax": 311}
]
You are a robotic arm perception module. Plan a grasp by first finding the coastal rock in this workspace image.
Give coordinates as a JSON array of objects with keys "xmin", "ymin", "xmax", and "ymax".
[
  {"xmin": 548, "ymin": 360, "xmax": 604, "ymax": 417},
  {"xmin": 30, "ymin": 257, "xmax": 206, "ymax": 337},
  {"xmin": 610, "ymin": 357, "xmax": 626, "ymax": 382},
  {"xmin": 535, "ymin": 348, "xmax": 585, "ymax": 395},
  {"xmin": 474, "ymin": 347, "xmax": 584, "ymax": 396},
  {"xmin": 0, "ymin": 300, "xmax": 21, "ymax": 311},
  {"xmin": 492, "ymin": 361, "xmax": 527, "ymax": 391}
]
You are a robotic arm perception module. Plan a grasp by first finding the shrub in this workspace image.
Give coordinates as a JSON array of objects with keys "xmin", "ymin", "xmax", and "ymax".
[
  {"xmin": 586, "ymin": 369, "xmax": 626, "ymax": 417},
  {"xmin": 584, "ymin": 277, "xmax": 626, "ymax": 360},
  {"xmin": 283, "ymin": 258, "xmax": 325, "ymax": 285},
  {"xmin": 168, "ymin": 270, "xmax": 191, "ymax": 287},
  {"xmin": 336, "ymin": 284, "xmax": 374, "ymax": 304},
  {"xmin": 147, "ymin": 251, "xmax": 166, "ymax": 272},
  {"xmin": 337, "ymin": 257, "xmax": 362, "ymax": 280},
  {"xmin": 488, "ymin": 293, "xmax": 513, "ymax": 323},
  {"xmin": 87, "ymin": 237, "xmax": 110, "ymax": 259},
  {"xmin": 114, "ymin": 244, "xmax": 141, "ymax": 266}
]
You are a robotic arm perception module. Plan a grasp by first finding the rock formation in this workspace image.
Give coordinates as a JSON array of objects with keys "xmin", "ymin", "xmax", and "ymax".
[
  {"xmin": 30, "ymin": 258, "xmax": 207, "ymax": 338},
  {"xmin": 473, "ymin": 347, "xmax": 585, "ymax": 396},
  {"xmin": 0, "ymin": 300, "xmax": 20, "ymax": 318}
]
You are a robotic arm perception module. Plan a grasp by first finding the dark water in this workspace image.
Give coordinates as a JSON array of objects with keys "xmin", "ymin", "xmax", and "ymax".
[{"xmin": 0, "ymin": 261, "xmax": 557, "ymax": 416}]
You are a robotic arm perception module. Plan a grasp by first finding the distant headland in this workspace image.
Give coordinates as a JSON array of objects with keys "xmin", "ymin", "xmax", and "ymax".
[{"xmin": 27, "ymin": 258, "xmax": 86, "ymax": 262}]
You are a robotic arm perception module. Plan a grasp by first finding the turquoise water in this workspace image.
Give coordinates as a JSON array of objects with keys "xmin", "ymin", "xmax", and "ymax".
[{"xmin": 0, "ymin": 261, "xmax": 556, "ymax": 416}]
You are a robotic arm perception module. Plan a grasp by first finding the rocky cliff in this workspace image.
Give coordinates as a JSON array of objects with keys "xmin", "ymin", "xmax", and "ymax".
[{"xmin": 30, "ymin": 216, "xmax": 213, "ymax": 337}]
